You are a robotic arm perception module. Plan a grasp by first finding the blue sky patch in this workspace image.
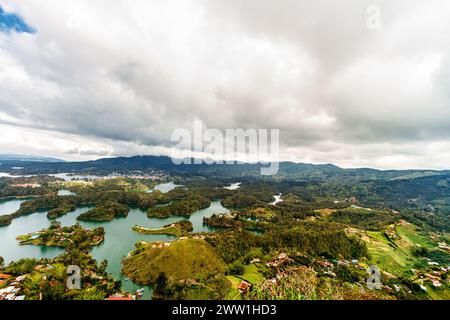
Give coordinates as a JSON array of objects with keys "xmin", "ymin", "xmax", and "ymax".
[{"xmin": 0, "ymin": 6, "xmax": 35, "ymax": 34}]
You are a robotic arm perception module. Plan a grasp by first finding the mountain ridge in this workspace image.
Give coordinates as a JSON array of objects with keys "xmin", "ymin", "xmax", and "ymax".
[{"xmin": 0, "ymin": 155, "xmax": 448, "ymax": 181}]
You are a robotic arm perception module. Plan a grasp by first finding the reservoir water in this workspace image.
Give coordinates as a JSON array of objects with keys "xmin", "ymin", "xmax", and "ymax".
[
  {"xmin": 270, "ymin": 194, "xmax": 283, "ymax": 206},
  {"xmin": 0, "ymin": 185, "xmax": 230, "ymax": 300},
  {"xmin": 0, "ymin": 172, "xmax": 101, "ymax": 180},
  {"xmin": 148, "ymin": 181, "xmax": 181, "ymax": 193},
  {"xmin": 57, "ymin": 189, "xmax": 76, "ymax": 196},
  {"xmin": 0, "ymin": 198, "xmax": 64, "ymax": 263},
  {"xmin": 224, "ymin": 183, "xmax": 241, "ymax": 190}
]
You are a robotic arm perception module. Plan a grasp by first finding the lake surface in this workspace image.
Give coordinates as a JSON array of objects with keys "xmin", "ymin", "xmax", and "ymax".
[
  {"xmin": 0, "ymin": 198, "xmax": 64, "ymax": 264},
  {"xmin": 0, "ymin": 173, "xmax": 13, "ymax": 178},
  {"xmin": 0, "ymin": 172, "xmax": 101, "ymax": 181},
  {"xmin": 148, "ymin": 181, "xmax": 182, "ymax": 193},
  {"xmin": 49, "ymin": 173, "xmax": 102, "ymax": 181},
  {"xmin": 0, "ymin": 172, "xmax": 34, "ymax": 178},
  {"xmin": 270, "ymin": 194, "xmax": 283, "ymax": 206},
  {"xmin": 57, "ymin": 189, "xmax": 76, "ymax": 196},
  {"xmin": 224, "ymin": 182, "xmax": 241, "ymax": 190},
  {"xmin": 0, "ymin": 191, "xmax": 230, "ymax": 300}
]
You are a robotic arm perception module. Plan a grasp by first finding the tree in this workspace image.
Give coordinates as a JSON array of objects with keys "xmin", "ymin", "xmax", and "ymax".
[
  {"xmin": 50, "ymin": 220, "xmax": 61, "ymax": 229},
  {"xmin": 40, "ymin": 280, "xmax": 65, "ymax": 300},
  {"xmin": 155, "ymin": 272, "xmax": 168, "ymax": 294},
  {"xmin": 0, "ymin": 256, "xmax": 4, "ymax": 267},
  {"xmin": 99, "ymin": 260, "xmax": 108, "ymax": 274},
  {"xmin": 227, "ymin": 260, "xmax": 245, "ymax": 276}
]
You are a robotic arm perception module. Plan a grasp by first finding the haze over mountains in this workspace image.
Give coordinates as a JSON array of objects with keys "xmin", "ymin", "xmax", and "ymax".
[
  {"xmin": 0, "ymin": 154, "xmax": 448, "ymax": 181},
  {"xmin": 0, "ymin": 154, "xmax": 64, "ymax": 163}
]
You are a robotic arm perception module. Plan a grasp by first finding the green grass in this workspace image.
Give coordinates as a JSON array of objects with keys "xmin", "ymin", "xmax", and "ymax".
[
  {"xmin": 226, "ymin": 276, "xmax": 243, "ymax": 300},
  {"xmin": 226, "ymin": 263, "xmax": 266, "ymax": 300},
  {"xmin": 122, "ymin": 238, "xmax": 226, "ymax": 285},
  {"xmin": 132, "ymin": 225, "xmax": 181, "ymax": 237},
  {"xmin": 366, "ymin": 233, "xmax": 410, "ymax": 272},
  {"xmin": 240, "ymin": 263, "xmax": 265, "ymax": 284},
  {"xmin": 424, "ymin": 286, "xmax": 450, "ymax": 300},
  {"xmin": 396, "ymin": 224, "xmax": 434, "ymax": 249},
  {"xmin": 364, "ymin": 223, "xmax": 437, "ymax": 273},
  {"xmin": 390, "ymin": 172, "xmax": 439, "ymax": 180},
  {"xmin": 243, "ymin": 208, "xmax": 276, "ymax": 219}
]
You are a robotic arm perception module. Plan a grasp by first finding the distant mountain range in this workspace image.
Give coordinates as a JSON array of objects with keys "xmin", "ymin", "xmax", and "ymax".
[
  {"xmin": 0, "ymin": 155, "xmax": 448, "ymax": 181},
  {"xmin": 0, "ymin": 154, "xmax": 64, "ymax": 163}
]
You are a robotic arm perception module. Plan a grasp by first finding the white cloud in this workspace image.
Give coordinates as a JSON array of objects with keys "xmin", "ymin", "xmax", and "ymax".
[{"xmin": 0, "ymin": 0, "xmax": 449, "ymax": 169}]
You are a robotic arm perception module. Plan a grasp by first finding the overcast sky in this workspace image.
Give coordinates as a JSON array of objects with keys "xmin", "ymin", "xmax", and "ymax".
[{"xmin": 0, "ymin": 0, "xmax": 449, "ymax": 169}]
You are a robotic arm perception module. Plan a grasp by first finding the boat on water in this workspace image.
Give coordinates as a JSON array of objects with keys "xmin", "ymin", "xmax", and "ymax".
[{"xmin": 136, "ymin": 288, "xmax": 145, "ymax": 297}]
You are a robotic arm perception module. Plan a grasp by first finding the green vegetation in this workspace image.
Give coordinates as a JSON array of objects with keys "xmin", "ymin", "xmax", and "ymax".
[
  {"xmin": 147, "ymin": 195, "xmax": 210, "ymax": 218},
  {"xmin": 132, "ymin": 220, "xmax": 193, "ymax": 237},
  {"xmin": 250, "ymin": 266, "xmax": 392, "ymax": 300},
  {"xmin": 17, "ymin": 222, "xmax": 105, "ymax": 249},
  {"xmin": 0, "ymin": 214, "xmax": 13, "ymax": 226},
  {"xmin": 204, "ymin": 214, "xmax": 241, "ymax": 228},
  {"xmin": 241, "ymin": 207, "xmax": 276, "ymax": 219},
  {"xmin": 222, "ymin": 193, "xmax": 265, "ymax": 209},
  {"xmin": 206, "ymin": 222, "xmax": 367, "ymax": 265},
  {"xmin": 77, "ymin": 201, "xmax": 129, "ymax": 221},
  {"xmin": 1, "ymin": 222, "xmax": 122, "ymax": 300},
  {"xmin": 356, "ymin": 223, "xmax": 435, "ymax": 273},
  {"xmin": 413, "ymin": 247, "xmax": 450, "ymax": 265},
  {"xmin": 226, "ymin": 263, "xmax": 266, "ymax": 300},
  {"xmin": 0, "ymin": 176, "xmax": 58, "ymax": 199},
  {"xmin": 47, "ymin": 204, "xmax": 76, "ymax": 219},
  {"xmin": 0, "ymin": 254, "xmax": 121, "ymax": 300},
  {"xmin": 1, "ymin": 165, "xmax": 449, "ymax": 300},
  {"xmin": 122, "ymin": 238, "xmax": 226, "ymax": 285},
  {"xmin": 330, "ymin": 207, "xmax": 399, "ymax": 231}
]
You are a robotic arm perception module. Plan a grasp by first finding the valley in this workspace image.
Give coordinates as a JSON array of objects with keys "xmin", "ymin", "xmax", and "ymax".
[{"xmin": 0, "ymin": 158, "xmax": 449, "ymax": 300}]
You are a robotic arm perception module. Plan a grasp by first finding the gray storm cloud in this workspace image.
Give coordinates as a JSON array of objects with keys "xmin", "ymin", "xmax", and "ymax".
[{"xmin": 0, "ymin": 0, "xmax": 449, "ymax": 169}]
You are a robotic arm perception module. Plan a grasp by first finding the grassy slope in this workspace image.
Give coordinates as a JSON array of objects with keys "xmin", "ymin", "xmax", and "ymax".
[
  {"xmin": 132, "ymin": 225, "xmax": 181, "ymax": 237},
  {"xmin": 122, "ymin": 238, "xmax": 226, "ymax": 284},
  {"xmin": 364, "ymin": 224, "xmax": 433, "ymax": 273},
  {"xmin": 349, "ymin": 223, "xmax": 449, "ymax": 299},
  {"xmin": 396, "ymin": 224, "xmax": 434, "ymax": 249},
  {"xmin": 226, "ymin": 263, "xmax": 266, "ymax": 300}
]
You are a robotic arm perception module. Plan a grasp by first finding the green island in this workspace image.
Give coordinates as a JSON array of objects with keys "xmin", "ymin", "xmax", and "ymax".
[
  {"xmin": 0, "ymin": 214, "xmax": 13, "ymax": 226},
  {"xmin": 132, "ymin": 220, "xmax": 193, "ymax": 237},
  {"xmin": 17, "ymin": 222, "xmax": 105, "ymax": 249},
  {"xmin": 47, "ymin": 204, "xmax": 77, "ymax": 219},
  {"xmin": 146, "ymin": 195, "xmax": 211, "ymax": 218},
  {"xmin": 77, "ymin": 201, "xmax": 129, "ymax": 222},
  {"xmin": 203, "ymin": 214, "xmax": 240, "ymax": 228},
  {"xmin": 1, "ymin": 222, "xmax": 122, "ymax": 300},
  {"xmin": 0, "ymin": 253, "xmax": 122, "ymax": 300}
]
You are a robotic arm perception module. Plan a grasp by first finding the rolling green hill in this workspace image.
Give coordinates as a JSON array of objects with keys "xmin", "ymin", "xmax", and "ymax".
[{"xmin": 122, "ymin": 238, "xmax": 226, "ymax": 284}]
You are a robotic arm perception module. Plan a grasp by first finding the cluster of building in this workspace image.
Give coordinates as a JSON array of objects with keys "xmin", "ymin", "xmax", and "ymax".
[
  {"xmin": 148, "ymin": 241, "xmax": 172, "ymax": 250},
  {"xmin": 109, "ymin": 171, "xmax": 168, "ymax": 181},
  {"xmin": 414, "ymin": 265, "xmax": 449, "ymax": 289},
  {"xmin": 314, "ymin": 258, "xmax": 367, "ymax": 278},
  {"xmin": 333, "ymin": 196, "xmax": 359, "ymax": 205},
  {"xmin": 106, "ymin": 288, "xmax": 145, "ymax": 301},
  {"xmin": 438, "ymin": 242, "xmax": 450, "ymax": 252},
  {"xmin": 0, "ymin": 274, "xmax": 26, "ymax": 300},
  {"xmin": 12, "ymin": 183, "xmax": 41, "ymax": 188},
  {"xmin": 265, "ymin": 253, "xmax": 294, "ymax": 268}
]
